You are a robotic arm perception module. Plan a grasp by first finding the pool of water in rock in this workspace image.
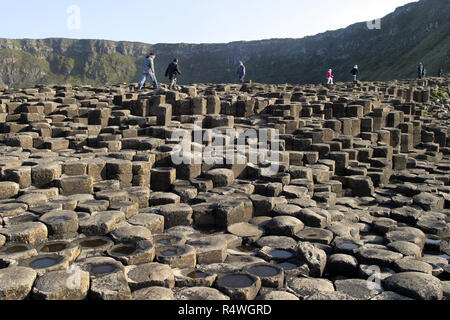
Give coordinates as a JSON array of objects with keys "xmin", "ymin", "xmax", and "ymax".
[
  {"xmin": 187, "ymin": 270, "xmax": 208, "ymax": 279},
  {"xmin": 80, "ymin": 239, "xmax": 107, "ymax": 248},
  {"xmin": 40, "ymin": 243, "xmax": 67, "ymax": 253},
  {"xmin": 364, "ymin": 250, "xmax": 380, "ymax": 256},
  {"xmin": 276, "ymin": 261, "xmax": 301, "ymax": 270},
  {"xmin": 161, "ymin": 249, "xmax": 178, "ymax": 256},
  {"xmin": 54, "ymin": 218, "xmax": 69, "ymax": 223},
  {"xmin": 112, "ymin": 246, "xmax": 136, "ymax": 257},
  {"xmin": 91, "ymin": 264, "xmax": 117, "ymax": 274},
  {"xmin": 269, "ymin": 249, "xmax": 294, "ymax": 260},
  {"xmin": 29, "ymin": 257, "xmax": 60, "ymax": 268},
  {"xmin": 6, "ymin": 245, "xmax": 28, "ymax": 254},
  {"xmin": 220, "ymin": 274, "xmax": 255, "ymax": 288},
  {"xmin": 337, "ymin": 240, "xmax": 360, "ymax": 251},
  {"xmin": 249, "ymin": 265, "xmax": 279, "ymax": 277}
]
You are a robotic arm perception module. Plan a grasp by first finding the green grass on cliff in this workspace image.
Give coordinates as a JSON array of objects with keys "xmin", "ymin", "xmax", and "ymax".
[
  {"xmin": 83, "ymin": 53, "xmax": 137, "ymax": 84},
  {"xmin": 0, "ymin": 49, "xmax": 50, "ymax": 87}
]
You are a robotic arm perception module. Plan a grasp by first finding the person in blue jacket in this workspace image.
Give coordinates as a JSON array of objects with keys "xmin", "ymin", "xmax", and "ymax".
[
  {"xmin": 237, "ymin": 61, "xmax": 246, "ymax": 83},
  {"xmin": 138, "ymin": 53, "xmax": 158, "ymax": 92}
]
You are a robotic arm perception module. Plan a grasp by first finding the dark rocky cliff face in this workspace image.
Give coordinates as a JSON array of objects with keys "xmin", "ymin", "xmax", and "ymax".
[{"xmin": 0, "ymin": 0, "xmax": 448, "ymax": 88}]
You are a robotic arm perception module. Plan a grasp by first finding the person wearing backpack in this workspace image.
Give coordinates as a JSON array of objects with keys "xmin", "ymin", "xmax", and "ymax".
[{"xmin": 165, "ymin": 59, "xmax": 182, "ymax": 90}]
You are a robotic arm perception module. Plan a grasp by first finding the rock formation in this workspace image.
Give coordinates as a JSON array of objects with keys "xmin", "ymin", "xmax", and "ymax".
[{"xmin": 0, "ymin": 77, "xmax": 449, "ymax": 300}]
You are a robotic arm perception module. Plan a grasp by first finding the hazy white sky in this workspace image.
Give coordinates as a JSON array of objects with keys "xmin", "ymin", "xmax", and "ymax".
[{"xmin": 0, "ymin": 0, "xmax": 418, "ymax": 43}]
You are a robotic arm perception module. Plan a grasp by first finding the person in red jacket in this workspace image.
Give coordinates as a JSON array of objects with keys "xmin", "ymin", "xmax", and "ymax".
[{"xmin": 326, "ymin": 69, "xmax": 334, "ymax": 84}]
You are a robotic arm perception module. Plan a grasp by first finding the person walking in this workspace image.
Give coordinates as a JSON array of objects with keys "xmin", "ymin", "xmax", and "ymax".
[
  {"xmin": 326, "ymin": 69, "xmax": 334, "ymax": 85},
  {"xmin": 350, "ymin": 65, "xmax": 359, "ymax": 82},
  {"xmin": 418, "ymin": 62, "xmax": 425, "ymax": 79},
  {"xmin": 138, "ymin": 53, "xmax": 158, "ymax": 92},
  {"xmin": 237, "ymin": 61, "xmax": 246, "ymax": 83},
  {"xmin": 165, "ymin": 59, "xmax": 182, "ymax": 90},
  {"xmin": 438, "ymin": 68, "xmax": 443, "ymax": 77}
]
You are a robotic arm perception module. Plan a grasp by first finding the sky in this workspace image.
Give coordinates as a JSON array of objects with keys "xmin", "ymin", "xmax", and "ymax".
[{"xmin": 0, "ymin": 0, "xmax": 418, "ymax": 44}]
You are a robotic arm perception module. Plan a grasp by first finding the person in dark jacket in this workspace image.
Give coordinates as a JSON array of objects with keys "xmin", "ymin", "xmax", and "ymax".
[
  {"xmin": 237, "ymin": 61, "xmax": 246, "ymax": 83},
  {"xmin": 350, "ymin": 65, "xmax": 359, "ymax": 82},
  {"xmin": 418, "ymin": 62, "xmax": 425, "ymax": 79},
  {"xmin": 138, "ymin": 53, "xmax": 158, "ymax": 92},
  {"xmin": 438, "ymin": 68, "xmax": 443, "ymax": 77},
  {"xmin": 165, "ymin": 59, "xmax": 182, "ymax": 90}
]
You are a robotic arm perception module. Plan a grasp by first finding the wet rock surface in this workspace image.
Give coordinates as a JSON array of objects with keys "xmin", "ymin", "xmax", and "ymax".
[{"xmin": 0, "ymin": 79, "xmax": 449, "ymax": 300}]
